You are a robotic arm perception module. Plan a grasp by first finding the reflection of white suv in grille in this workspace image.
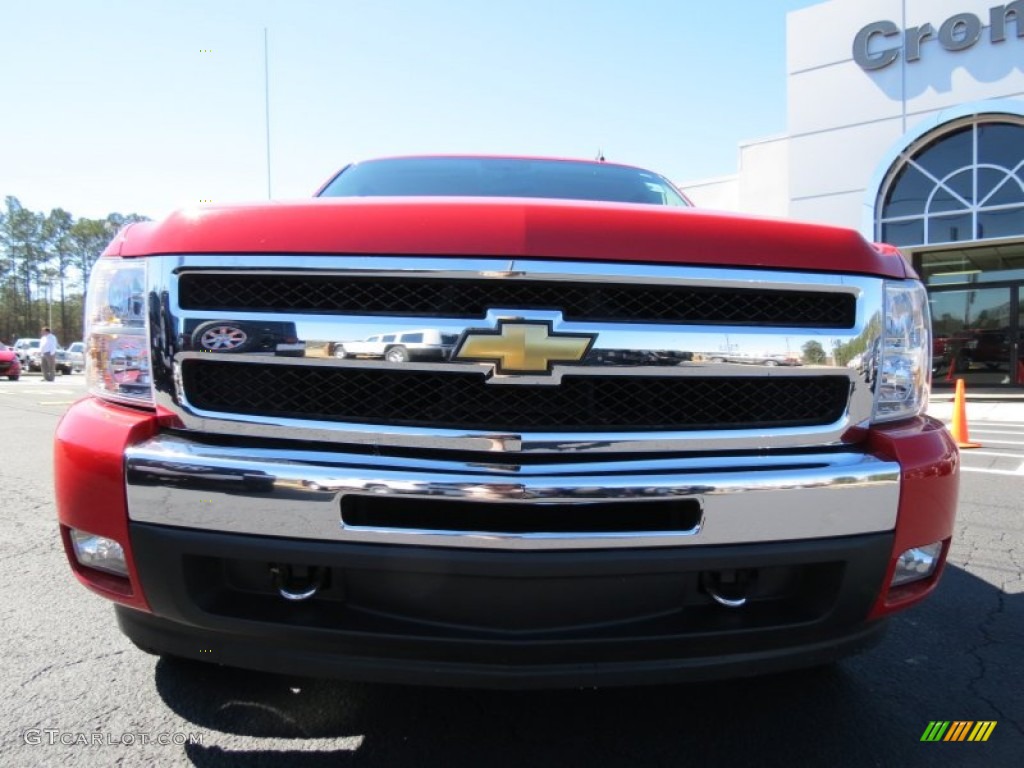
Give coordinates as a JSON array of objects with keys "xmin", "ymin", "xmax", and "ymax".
[{"xmin": 334, "ymin": 329, "xmax": 458, "ymax": 363}]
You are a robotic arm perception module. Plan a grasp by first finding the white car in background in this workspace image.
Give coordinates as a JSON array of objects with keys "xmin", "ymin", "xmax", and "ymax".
[
  {"xmin": 13, "ymin": 338, "xmax": 39, "ymax": 368},
  {"xmin": 66, "ymin": 341, "xmax": 85, "ymax": 372},
  {"xmin": 13, "ymin": 338, "xmax": 74, "ymax": 374}
]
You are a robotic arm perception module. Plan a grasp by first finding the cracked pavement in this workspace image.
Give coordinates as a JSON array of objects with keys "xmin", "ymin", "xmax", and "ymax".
[{"xmin": 1, "ymin": 378, "xmax": 1021, "ymax": 766}]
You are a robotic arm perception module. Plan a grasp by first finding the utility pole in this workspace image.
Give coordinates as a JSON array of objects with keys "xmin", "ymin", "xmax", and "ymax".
[{"xmin": 264, "ymin": 28, "xmax": 272, "ymax": 199}]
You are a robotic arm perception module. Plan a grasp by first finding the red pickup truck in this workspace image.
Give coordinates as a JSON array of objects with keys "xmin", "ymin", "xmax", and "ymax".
[{"xmin": 55, "ymin": 156, "xmax": 957, "ymax": 688}]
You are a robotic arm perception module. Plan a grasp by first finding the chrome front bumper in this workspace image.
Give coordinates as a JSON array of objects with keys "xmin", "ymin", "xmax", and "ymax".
[{"xmin": 126, "ymin": 434, "xmax": 900, "ymax": 550}]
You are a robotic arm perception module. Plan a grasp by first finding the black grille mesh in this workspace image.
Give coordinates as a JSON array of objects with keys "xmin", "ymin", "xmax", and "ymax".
[
  {"xmin": 178, "ymin": 274, "xmax": 856, "ymax": 328},
  {"xmin": 182, "ymin": 361, "xmax": 851, "ymax": 432}
]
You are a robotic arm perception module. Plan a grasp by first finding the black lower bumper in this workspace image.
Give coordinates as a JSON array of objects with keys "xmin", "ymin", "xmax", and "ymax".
[{"xmin": 122, "ymin": 523, "xmax": 892, "ymax": 689}]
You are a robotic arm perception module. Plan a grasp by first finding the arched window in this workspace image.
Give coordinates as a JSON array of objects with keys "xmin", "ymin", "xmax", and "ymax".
[{"xmin": 876, "ymin": 117, "xmax": 1024, "ymax": 247}]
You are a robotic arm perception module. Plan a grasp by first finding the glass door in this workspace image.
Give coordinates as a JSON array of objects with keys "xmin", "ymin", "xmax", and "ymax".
[
  {"xmin": 1018, "ymin": 294, "xmax": 1024, "ymax": 386},
  {"xmin": 930, "ymin": 286, "xmax": 1018, "ymax": 387}
]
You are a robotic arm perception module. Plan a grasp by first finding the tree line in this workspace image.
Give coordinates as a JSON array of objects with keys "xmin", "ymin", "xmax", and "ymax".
[{"xmin": 0, "ymin": 196, "xmax": 148, "ymax": 346}]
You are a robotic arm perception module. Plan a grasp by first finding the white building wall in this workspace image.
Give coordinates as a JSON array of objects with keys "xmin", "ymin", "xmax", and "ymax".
[
  {"xmin": 680, "ymin": 136, "xmax": 789, "ymax": 217},
  {"xmin": 680, "ymin": 175, "xmax": 740, "ymax": 211},
  {"xmin": 790, "ymin": 0, "xmax": 1024, "ymax": 233},
  {"xmin": 681, "ymin": 0, "xmax": 1024, "ymax": 236},
  {"xmin": 736, "ymin": 138, "xmax": 790, "ymax": 219}
]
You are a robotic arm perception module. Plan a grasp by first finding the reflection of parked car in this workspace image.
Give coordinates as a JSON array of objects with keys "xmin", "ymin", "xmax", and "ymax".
[
  {"xmin": 66, "ymin": 341, "xmax": 85, "ymax": 373},
  {"xmin": 129, "ymin": 461, "xmax": 276, "ymax": 493},
  {"xmin": 946, "ymin": 329, "xmax": 1011, "ymax": 371},
  {"xmin": 965, "ymin": 329, "xmax": 1010, "ymax": 369},
  {"xmin": 189, "ymin": 320, "xmax": 305, "ymax": 357},
  {"xmin": 0, "ymin": 343, "xmax": 22, "ymax": 380},
  {"xmin": 706, "ymin": 352, "xmax": 802, "ymax": 366},
  {"xmin": 335, "ymin": 329, "xmax": 458, "ymax": 362},
  {"xmin": 586, "ymin": 349, "xmax": 692, "ymax": 366}
]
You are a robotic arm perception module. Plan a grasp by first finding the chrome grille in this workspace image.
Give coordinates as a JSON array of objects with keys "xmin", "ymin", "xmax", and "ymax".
[
  {"xmin": 153, "ymin": 256, "xmax": 882, "ymax": 454},
  {"xmin": 182, "ymin": 360, "xmax": 852, "ymax": 432},
  {"xmin": 178, "ymin": 274, "xmax": 857, "ymax": 328}
]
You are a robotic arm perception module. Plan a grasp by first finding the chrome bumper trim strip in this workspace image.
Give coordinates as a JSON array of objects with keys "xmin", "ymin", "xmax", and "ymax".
[{"xmin": 126, "ymin": 434, "xmax": 900, "ymax": 550}]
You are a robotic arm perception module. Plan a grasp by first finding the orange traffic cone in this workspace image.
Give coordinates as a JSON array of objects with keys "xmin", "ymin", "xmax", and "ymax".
[
  {"xmin": 950, "ymin": 378, "xmax": 981, "ymax": 449},
  {"xmin": 945, "ymin": 355, "xmax": 957, "ymax": 382}
]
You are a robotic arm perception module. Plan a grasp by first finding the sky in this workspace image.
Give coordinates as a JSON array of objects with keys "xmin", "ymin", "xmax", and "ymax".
[{"xmin": 0, "ymin": 0, "xmax": 823, "ymax": 221}]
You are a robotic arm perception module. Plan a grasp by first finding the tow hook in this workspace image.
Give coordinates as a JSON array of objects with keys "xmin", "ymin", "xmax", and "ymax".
[
  {"xmin": 270, "ymin": 564, "xmax": 325, "ymax": 601},
  {"xmin": 701, "ymin": 569, "xmax": 756, "ymax": 608}
]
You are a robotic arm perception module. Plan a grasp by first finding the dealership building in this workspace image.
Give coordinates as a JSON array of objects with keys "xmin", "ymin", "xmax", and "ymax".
[{"xmin": 681, "ymin": 0, "xmax": 1024, "ymax": 388}]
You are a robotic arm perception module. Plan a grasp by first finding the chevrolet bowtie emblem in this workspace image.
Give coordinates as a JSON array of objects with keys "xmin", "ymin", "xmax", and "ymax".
[{"xmin": 453, "ymin": 321, "xmax": 596, "ymax": 375}]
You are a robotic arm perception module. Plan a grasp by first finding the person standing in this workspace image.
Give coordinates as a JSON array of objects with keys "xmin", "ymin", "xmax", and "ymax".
[{"xmin": 40, "ymin": 327, "xmax": 59, "ymax": 381}]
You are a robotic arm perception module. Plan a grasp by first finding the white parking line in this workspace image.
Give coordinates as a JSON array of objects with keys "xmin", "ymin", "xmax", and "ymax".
[
  {"xmin": 960, "ymin": 466, "xmax": 1024, "ymax": 476},
  {"xmin": 961, "ymin": 450, "xmax": 1024, "ymax": 459}
]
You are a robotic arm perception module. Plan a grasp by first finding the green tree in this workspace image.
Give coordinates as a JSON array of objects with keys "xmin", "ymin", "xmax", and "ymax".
[
  {"xmin": 68, "ymin": 218, "xmax": 113, "ymax": 299},
  {"xmin": 0, "ymin": 199, "xmax": 148, "ymax": 343},
  {"xmin": 68, "ymin": 213, "xmax": 149, "ymax": 296},
  {"xmin": 801, "ymin": 339, "xmax": 827, "ymax": 365},
  {"xmin": 0, "ymin": 197, "xmax": 46, "ymax": 339},
  {"xmin": 42, "ymin": 208, "xmax": 74, "ymax": 340}
]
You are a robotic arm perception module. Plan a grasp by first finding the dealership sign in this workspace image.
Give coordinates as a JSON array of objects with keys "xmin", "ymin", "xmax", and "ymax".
[{"xmin": 853, "ymin": 3, "xmax": 1022, "ymax": 71}]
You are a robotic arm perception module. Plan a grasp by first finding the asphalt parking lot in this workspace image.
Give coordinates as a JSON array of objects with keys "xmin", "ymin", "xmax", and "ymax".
[{"xmin": 1, "ymin": 375, "xmax": 1021, "ymax": 767}]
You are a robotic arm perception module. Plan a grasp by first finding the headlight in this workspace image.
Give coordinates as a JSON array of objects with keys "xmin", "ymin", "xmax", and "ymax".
[
  {"xmin": 85, "ymin": 257, "xmax": 154, "ymax": 406},
  {"xmin": 873, "ymin": 280, "xmax": 930, "ymax": 423}
]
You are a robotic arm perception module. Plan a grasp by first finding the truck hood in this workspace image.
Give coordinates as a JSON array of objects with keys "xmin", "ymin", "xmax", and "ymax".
[{"xmin": 106, "ymin": 198, "xmax": 909, "ymax": 278}]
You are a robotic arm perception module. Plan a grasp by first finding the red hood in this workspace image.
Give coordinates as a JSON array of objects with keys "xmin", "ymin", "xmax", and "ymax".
[{"xmin": 106, "ymin": 198, "xmax": 909, "ymax": 278}]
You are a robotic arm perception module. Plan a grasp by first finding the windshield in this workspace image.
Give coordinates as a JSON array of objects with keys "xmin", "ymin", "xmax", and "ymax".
[{"xmin": 318, "ymin": 157, "xmax": 690, "ymax": 207}]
